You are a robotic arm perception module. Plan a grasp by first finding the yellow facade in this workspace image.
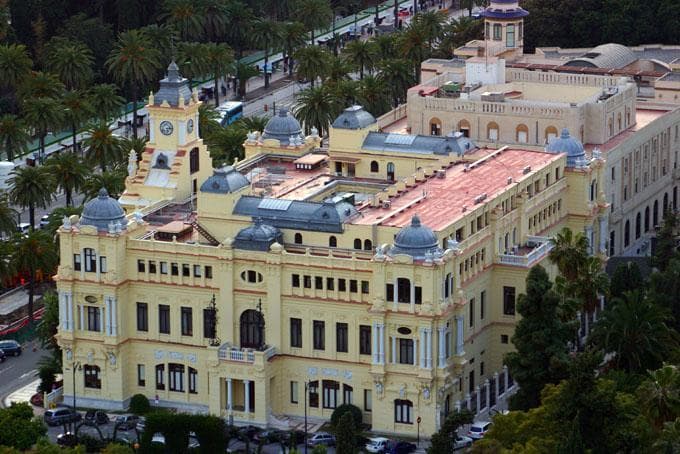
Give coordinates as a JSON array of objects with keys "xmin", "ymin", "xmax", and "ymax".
[{"xmin": 56, "ymin": 69, "xmax": 606, "ymax": 437}]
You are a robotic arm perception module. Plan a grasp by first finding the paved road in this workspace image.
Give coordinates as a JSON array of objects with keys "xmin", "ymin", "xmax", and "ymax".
[{"xmin": 0, "ymin": 345, "xmax": 44, "ymax": 408}]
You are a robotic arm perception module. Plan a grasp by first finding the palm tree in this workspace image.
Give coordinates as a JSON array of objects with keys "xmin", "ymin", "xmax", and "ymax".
[
  {"xmin": 198, "ymin": 104, "xmax": 220, "ymax": 139},
  {"xmin": 371, "ymin": 34, "xmax": 398, "ymax": 62},
  {"xmin": 22, "ymin": 97, "xmax": 65, "ymax": 163},
  {"xmin": 331, "ymin": 80, "xmax": 360, "ymax": 109},
  {"xmin": 11, "ymin": 230, "xmax": 59, "ymax": 324},
  {"xmin": 637, "ymin": 364, "xmax": 680, "ymax": 432},
  {"xmin": 412, "ymin": 10, "xmax": 446, "ymax": 53},
  {"xmin": 205, "ymin": 42, "xmax": 234, "ymax": 107},
  {"xmin": 0, "ymin": 199, "xmax": 16, "ymax": 237},
  {"xmin": 281, "ymin": 21, "xmax": 307, "ymax": 77},
  {"xmin": 224, "ymin": 1, "xmax": 255, "ymax": 85},
  {"xmin": 8, "ymin": 166, "xmax": 55, "ymax": 231},
  {"xmin": 62, "ymin": 90, "xmax": 95, "ymax": 154},
  {"xmin": 588, "ymin": 291, "xmax": 680, "ymax": 374},
  {"xmin": 436, "ymin": 16, "xmax": 483, "ymax": 58},
  {"xmin": 160, "ymin": 0, "xmax": 205, "ymax": 41},
  {"xmin": 204, "ymin": 126, "xmax": 247, "ymax": 166},
  {"xmin": 343, "ymin": 40, "xmax": 376, "ymax": 80},
  {"xmin": 18, "ymin": 71, "xmax": 64, "ymax": 100},
  {"xmin": 44, "ymin": 38, "xmax": 94, "ymax": 90},
  {"xmin": 139, "ymin": 23, "xmax": 176, "ymax": 66},
  {"xmin": 177, "ymin": 41, "xmax": 210, "ymax": 87},
  {"xmin": 107, "ymin": 30, "xmax": 161, "ymax": 139},
  {"xmin": 83, "ymin": 122, "xmax": 123, "ymax": 172},
  {"xmin": 83, "ymin": 171, "xmax": 127, "ymax": 200},
  {"xmin": 0, "ymin": 44, "xmax": 33, "ymax": 91},
  {"xmin": 251, "ymin": 19, "xmax": 282, "ymax": 90},
  {"xmin": 234, "ymin": 116, "xmax": 269, "ymax": 133},
  {"xmin": 548, "ymin": 227, "xmax": 589, "ymax": 282},
  {"xmin": 399, "ymin": 24, "xmax": 428, "ymax": 82},
  {"xmin": 89, "ymin": 84, "xmax": 125, "ymax": 123},
  {"xmin": 358, "ymin": 75, "xmax": 391, "ymax": 117},
  {"xmin": 235, "ymin": 63, "xmax": 259, "ymax": 99},
  {"xmin": 0, "ymin": 114, "xmax": 29, "ymax": 161},
  {"xmin": 0, "ymin": 240, "xmax": 13, "ymax": 288},
  {"xmin": 121, "ymin": 136, "xmax": 148, "ymax": 157},
  {"xmin": 324, "ymin": 56, "xmax": 352, "ymax": 86},
  {"xmin": 202, "ymin": 0, "xmax": 229, "ymax": 41},
  {"xmin": 574, "ymin": 255, "xmax": 609, "ymax": 314},
  {"xmin": 292, "ymin": 0, "xmax": 332, "ymax": 46},
  {"xmin": 378, "ymin": 59, "xmax": 415, "ymax": 107},
  {"xmin": 45, "ymin": 153, "xmax": 88, "ymax": 207},
  {"xmin": 294, "ymin": 46, "xmax": 330, "ymax": 88},
  {"xmin": 293, "ymin": 86, "xmax": 338, "ymax": 137}
]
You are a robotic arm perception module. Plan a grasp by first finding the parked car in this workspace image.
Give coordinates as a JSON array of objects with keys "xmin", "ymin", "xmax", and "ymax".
[
  {"xmin": 366, "ymin": 437, "xmax": 390, "ymax": 453},
  {"xmin": 253, "ymin": 429, "xmax": 286, "ymax": 444},
  {"xmin": 0, "ymin": 340, "xmax": 22, "ymax": 356},
  {"xmin": 454, "ymin": 435, "xmax": 473, "ymax": 450},
  {"xmin": 39, "ymin": 215, "xmax": 50, "ymax": 229},
  {"xmin": 282, "ymin": 430, "xmax": 306, "ymax": 444},
  {"xmin": 468, "ymin": 421, "xmax": 492, "ymax": 440},
  {"xmin": 84, "ymin": 410, "xmax": 109, "ymax": 425},
  {"xmin": 44, "ymin": 408, "xmax": 81, "ymax": 426},
  {"xmin": 135, "ymin": 416, "xmax": 146, "ymax": 433},
  {"xmin": 389, "ymin": 440, "xmax": 417, "ymax": 454},
  {"xmin": 0, "ymin": 350, "xmax": 6, "ymax": 363},
  {"xmin": 306, "ymin": 432, "xmax": 335, "ymax": 447},
  {"xmin": 56, "ymin": 432, "xmax": 77, "ymax": 447},
  {"xmin": 115, "ymin": 414, "xmax": 140, "ymax": 430},
  {"xmin": 16, "ymin": 223, "xmax": 29, "ymax": 235},
  {"xmin": 237, "ymin": 425, "xmax": 261, "ymax": 441}
]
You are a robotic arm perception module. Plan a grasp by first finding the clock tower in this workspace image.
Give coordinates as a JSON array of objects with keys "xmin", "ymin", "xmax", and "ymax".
[{"xmin": 119, "ymin": 61, "xmax": 213, "ymax": 211}]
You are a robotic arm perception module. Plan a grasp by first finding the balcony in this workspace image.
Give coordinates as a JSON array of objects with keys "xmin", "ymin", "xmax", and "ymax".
[
  {"xmin": 498, "ymin": 236, "xmax": 554, "ymax": 267},
  {"xmin": 217, "ymin": 344, "xmax": 277, "ymax": 365}
]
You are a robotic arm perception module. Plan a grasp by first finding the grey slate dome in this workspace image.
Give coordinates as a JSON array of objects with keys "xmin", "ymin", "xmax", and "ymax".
[
  {"xmin": 390, "ymin": 215, "xmax": 442, "ymax": 259},
  {"xmin": 233, "ymin": 219, "xmax": 283, "ymax": 251},
  {"xmin": 546, "ymin": 128, "xmax": 587, "ymax": 168},
  {"xmin": 332, "ymin": 105, "xmax": 376, "ymax": 130},
  {"xmin": 565, "ymin": 43, "xmax": 637, "ymax": 69},
  {"xmin": 153, "ymin": 60, "xmax": 192, "ymax": 107},
  {"xmin": 262, "ymin": 107, "xmax": 302, "ymax": 145},
  {"xmin": 80, "ymin": 188, "xmax": 127, "ymax": 232},
  {"xmin": 200, "ymin": 166, "xmax": 250, "ymax": 194}
]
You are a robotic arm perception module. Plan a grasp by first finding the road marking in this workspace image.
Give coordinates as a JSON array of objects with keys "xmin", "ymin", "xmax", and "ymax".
[{"xmin": 19, "ymin": 369, "xmax": 37, "ymax": 380}]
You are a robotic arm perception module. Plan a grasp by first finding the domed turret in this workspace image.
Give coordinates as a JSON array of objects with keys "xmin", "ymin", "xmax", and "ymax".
[
  {"xmin": 262, "ymin": 107, "xmax": 303, "ymax": 146},
  {"xmin": 80, "ymin": 188, "xmax": 127, "ymax": 232},
  {"xmin": 200, "ymin": 166, "xmax": 250, "ymax": 194},
  {"xmin": 546, "ymin": 128, "xmax": 587, "ymax": 168},
  {"xmin": 332, "ymin": 105, "xmax": 376, "ymax": 130},
  {"xmin": 153, "ymin": 60, "xmax": 192, "ymax": 107},
  {"xmin": 389, "ymin": 215, "xmax": 442, "ymax": 259},
  {"xmin": 233, "ymin": 219, "xmax": 283, "ymax": 251}
]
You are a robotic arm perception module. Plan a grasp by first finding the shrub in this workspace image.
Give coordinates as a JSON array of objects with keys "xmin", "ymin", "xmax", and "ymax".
[
  {"xmin": 37, "ymin": 363, "xmax": 59, "ymax": 394},
  {"xmin": 128, "ymin": 393, "xmax": 150, "ymax": 415},
  {"xmin": 330, "ymin": 404, "xmax": 362, "ymax": 430}
]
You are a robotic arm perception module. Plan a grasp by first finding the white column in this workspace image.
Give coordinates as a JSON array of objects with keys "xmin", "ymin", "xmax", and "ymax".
[
  {"xmin": 484, "ymin": 380, "xmax": 490, "ymax": 410},
  {"xmin": 503, "ymin": 365, "xmax": 509, "ymax": 393},
  {"xmin": 58, "ymin": 292, "xmax": 66, "ymax": 331},
  {"xmin": 111, "ymin": 297, "xmax": 117, "ymax": 336},
  {"xmin": 98, "ymin": 307, "xmax": 103, "ymax": 333},
  {"xmin": 244, "ymin": 380, "xmax": 251, "ymax": 413},
  {"xmin": 372, "ymin": 323, "xmax": 379, "ymax": 364},
  {"xmin": 80, "ymin": 251, "xmax": 85, "ymax": 280},
  {"xmin": 413, "ymin": 338, "xmax": 418, "ymax": 366},
  {"xmin": 379, "ymin": 324, "xmax": 385, "ymax": 364},
  {"xmin": 455, "ymin": 316, "xmax": 465, "ymax": 356},
  {"xmin": 494, "ymin": 372, "xmax": 500, "ymax": 400},
  {"xmin": 95, "ymin": 251, "xmax": 101, "ymax": 280},
  {"xmin": 441, "ymin": 279, "xmax": 445, "ymax": 301},
  {"xmin": 585, "ymin": 226, "xmax": 594, "ymax": 255},
  {"xmin": 599, "ymin": 216, "xmax": 608, "ymax": 254},
  {"xmin": 419, "ymin": 329, "xmax": 426, "ymax": 368},
  {"xmin": 455, "ymin": 400, "xmax": 461, "ymax": 411},
  {"xmin": 465, "ymin": 394, "xmax": 471, "ymax": 410},
  {"xmin": 426, "ymin": 328, "xmax": 433, "ymax": 369},
  {"xmin": 391, "ymin": 336, "xmax": 397, "ymax": 364},
  {"xmin": 438, "ymin": 327, "xmax": 446, "ymax": 368},
  {"xmin": 149, "ymin": 118, "xmax": 155, "ymax": 142},
  {"xmin": 227, "ymin": 378, "xmax": 233, "ymax": 411},
  {"xmin": 104, "ymin": 297, "xmax": 111, "ymax": 336},
  {"xmin": 78, "ymin": 305, "xmax": 83, "ymax": 331},
  {"xmin": 476, "ymin": 386, "xmax": 481, "ymax": 414},
  {"xmin": 410, "ymin": 282, "xmax": 416, "ymax": 312},
  {"xmin": 67, "ymin": 293, "xmax": 73, "ymax": 331},
  {"xmin": 393, "ymin": 278, "xmax": 398, "ymax": 310}
]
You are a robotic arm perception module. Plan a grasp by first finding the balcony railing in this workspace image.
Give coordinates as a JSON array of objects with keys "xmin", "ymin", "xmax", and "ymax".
[
  {"xmin": 217, "ymin": 344, "xmax": 277, "ymax": 364},
  {"xmin": 498, "ymin": 236, "xmax": 554, "ymax": 267}
]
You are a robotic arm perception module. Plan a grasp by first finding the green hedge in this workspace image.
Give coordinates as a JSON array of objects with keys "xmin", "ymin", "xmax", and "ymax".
[{"xmin": 140, "ymin": 412, "xmax": 226, "ymax": 454}]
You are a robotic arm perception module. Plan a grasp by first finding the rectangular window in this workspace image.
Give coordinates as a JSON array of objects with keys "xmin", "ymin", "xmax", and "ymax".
[
  {"xmin": 469, "ymin": 298, "xmax": 475, "ymax": 327},
  {"xmin": 336, "ymin": 323, "xmax": 348, "ymax": 353},
  {"xmin": 315, "ymin": 276, "xmax": 323, "ymax": 290},
  {"xmin": 160, "ymin": 261, "xmax": 168, "ymax": 274},
  {"xmin": 349, "ymin": 280, "xmax": 358, "ymax": 293},
  {"xmin": 326, "ymin": 277, "xmax": 334, "ymax": 291},
  {"xmin": 359, "ymin": 325, "xmax": 371, "ymax": 355},
  {"xmin": 181, "ymin": 307, "xmax": 193, "ymax": 336},
  {"xmin": 338, "ymin": 279, "xmax": 346, "ymax": 292},
  {"xmin": 205, "ymin": 266, "xmax": 212, "ymax": 279},
  {"xmin": 84, "ymin": 365, "xmax": 101, "ymax": 389},
  {"xmin": 193, "ymin": 265, "xmax": 201, "ymax": 277},
  {"xmin": 309, "ymin": 381, "xmax": 319, "ymax": 408},
  {"xmin": 395, "ymin": 400, "xmax": 413, "ymax": 424},
  {"xmin": 189, "ymin": 367, "xmax": 197, "ymax": 394},
  {"xmin": 84, "ymin": 249, "xmax": 96, "ymax": 272},
  {"xmin": 303, "ymin": 275, "xmax": 311, "ymax": 289},
  {"xmin": 506, "ymin": 24, "xmax": 515, "ymax": 48},
  {"xmin": 99, "ymin": 256, "xmax": 107, "ymax": 273},
  {"xmin": 292, "ymin": 274, "xmax": 300, "ymax": 288},
  {"xmin": 501, "ymin": 334, "xmax": 509, "ymax": 344},
  {"xmin": 136, "ymin": 302, "xmax": 148, "ymax": 332},
  {"xmin": 503, "ymin": 286, "xmax": 516, "ymax": 315},
  {"xmin": 73, "ymin": 254, "xmax": 81, "ymax": 271},
  {"xmin": 137, "ymin": 364, "xmax": 146, "ymax": 386},
  {"xmin": 313, "ymin": 320, "xmax": 325, "ymax": 350},
  {"xmin": 169, "ymin": 363, "xmax": 184, "ymax": 392},
  {"xmin": 323, "ymin": 381, "xmax": 339, "ymax": 409},
  {"xmin": 159, "ymin": 304, "xmax": 170, "ymax": 334},
  {"xmin": 171, "ymin": 263, "xmax": 179, "ymax": 276},
  {"xmin": 290, "ymin": 318, "xmax": 302, "ymax": 348},
  {"xmin": 480, "ymin": 361, "xmax": 485, "ymax": 376},
  {"xmin": 480, "ymin": 290, "xmax": 486, "ymax": 320},
  {"xmin": 137, "ymin": 259, "xmax": 145, "ymax": 273},
  {"xmin": 156, "ymin": 364, "xmax": 165, "ymax": 390},
  {"xmin": 364, "ymin": 389, "xmax": 372, "ymax": 412},
  {"xmin": 148, "ymin": 261, "xmax": 156, "ymax": 274},
  {"xmin": 87, "ymin": 306, "xmax": 101, "ymax": 332},
  {"xmin": 182, "ymin": 264, "xmax": 190, "ymax": 277},
  {"xmin": 203, "ymin": 308, "xmax": 216, "ymax": 340},
  {"xmin": 386, "ymin": 283, "xmax": 394, "ymax": 301},
  {"xmin": 399, "ymin": 338, "xmax": 414, "ymax": 364},
  {"xmin": 415, "ymin": 286, "xmax": 422, "ymax": 304},
  {"xmin": 290, "ymin": 381, "xmax": 299, "ymax": 404}
]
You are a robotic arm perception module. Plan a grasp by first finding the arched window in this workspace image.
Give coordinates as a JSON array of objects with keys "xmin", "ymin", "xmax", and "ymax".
[
  {"xmin": 395, "ymin": 399, "xmax": 413, "ymax": 424},
  {"xmin": 617, "ymin": 112, "xmax": 622, "ymax": 132},
  {"xmin": 644, "ymin": 206, "xmax": 650, "ymax": 232},
  {"xmin": 664, "ymin": 192, "xmax": 669, "ymax": 214},
  {"xmin": 370, "ymin": 161, "xmax": 379, "ymax": 173},
  {"xmin": 608, "ymin": 118, "xmax": 613, "ymax": 136},
  {"xmin": 429, "ymin": 117, "xmax": 442, "ymax": 136},
  {"xmin": 653, "ymin": 200, "xmax": 659, "ymax": 227},
  {"xmin": 343, "ymin": 384, "xmax": 353, "ymax": 404},
  {"xmin": 364, "ymin": 239, "xmax": 373, "ymax": 251},
  {"xmin": 329, "ymin": 236, "xmax": 337, "ymax": 247},
  {"xmin": 504, "ymin": 232, "xmax": 510, "ymax": 253},
  {"xmin": 624, "ymin": 220, "xmax": 630, "ymax": 247},
  {"xmin": 353, "ymin": 239, "xmax": 362, "ymax": 250},
  {"xmin": 240, "ymin": 309, "xmax": 265, "ymax": 349},
  {"xmin": 487, "ymin": 122, "xmax": 499, "ymax": 141},
  {"xmin": 512, "ymin": 227, "xmax": 517, "ymax": 245},
  {"xmin": 294, "ymin": 233, "xmax": 303, "ymax": 244},
  {"xmin": 515, "ymin": 124, "xmax": 528, "ymax": 143},
  {"xmin": 387, "ymin": 162, "xmax": 395, "ymax": 181},
  {"xmin": 635, "ymin": 212, "xmax": 641, "ymax": 239},
  {"xmin": 458, "ymin": 120, "xmax": 470, "ymax": 137},
  {"xmin": 545, "ymin": 126, "xmax": 558, "ymax": 143},
  {"xmin": 189, "ymin": 147, "xmax": 199, "ymax": 174}
]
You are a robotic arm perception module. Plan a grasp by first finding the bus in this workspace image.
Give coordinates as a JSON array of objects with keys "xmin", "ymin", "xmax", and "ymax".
[{"xmin": 216, "ymin": 101, "xmax": 244, "ymax": 127}]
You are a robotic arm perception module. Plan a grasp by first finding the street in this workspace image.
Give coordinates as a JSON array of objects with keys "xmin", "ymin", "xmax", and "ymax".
[{"xmin": 0, "ymin": 344, "xmax": 44, "ymax": 408}]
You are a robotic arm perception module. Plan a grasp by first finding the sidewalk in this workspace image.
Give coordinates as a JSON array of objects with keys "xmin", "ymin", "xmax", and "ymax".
[{"xmin": 4, "ymin": 378, "xmax": 42, "ymax": 413}]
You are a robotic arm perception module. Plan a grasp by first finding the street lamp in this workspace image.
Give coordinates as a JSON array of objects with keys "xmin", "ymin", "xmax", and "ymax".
[
  {"xmin": 71, "ymin": 361, "xmax": 82, "ymax": 443},
  {"xmin": 304, "ymin": 381, "xmax": 308, "ymax": 454}
]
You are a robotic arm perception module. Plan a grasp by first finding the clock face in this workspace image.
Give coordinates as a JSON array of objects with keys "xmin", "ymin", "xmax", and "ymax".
[
  {"xmin": 160, "ymin": 121, "xmax": 173, "ymax": 136},
  {"xmin": 187, "ymin": 119, "xmax": 194, "ymax": 134}
]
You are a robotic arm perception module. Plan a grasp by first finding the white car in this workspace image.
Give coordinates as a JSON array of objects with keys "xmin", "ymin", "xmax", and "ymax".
[
  {"xmin": 454, "ymin": 435, "xmax": 474, "ymax": 450},
  {"xmin": 365, "ymin": 436, "xmax": 390, "ymax": 453},
  {"xmin": 39, "ymin": 215, "xmax": 50, "ymax": 229},
  {"xmin": 467, "ymin": 421, "xmax": 492, "ymax": 440}
]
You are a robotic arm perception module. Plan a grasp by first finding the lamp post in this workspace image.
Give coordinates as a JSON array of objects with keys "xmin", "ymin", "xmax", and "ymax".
[
  {"xmin": 71, "ymin": 361, "xmax": 82, "ymax": 443},
  {"xmin": 304, "ymin": 381, "xmax": 308, "ymax": 454},
  {"xmin": 255, "ymin": 298, "xmax": 264, "ymax": 350}
]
